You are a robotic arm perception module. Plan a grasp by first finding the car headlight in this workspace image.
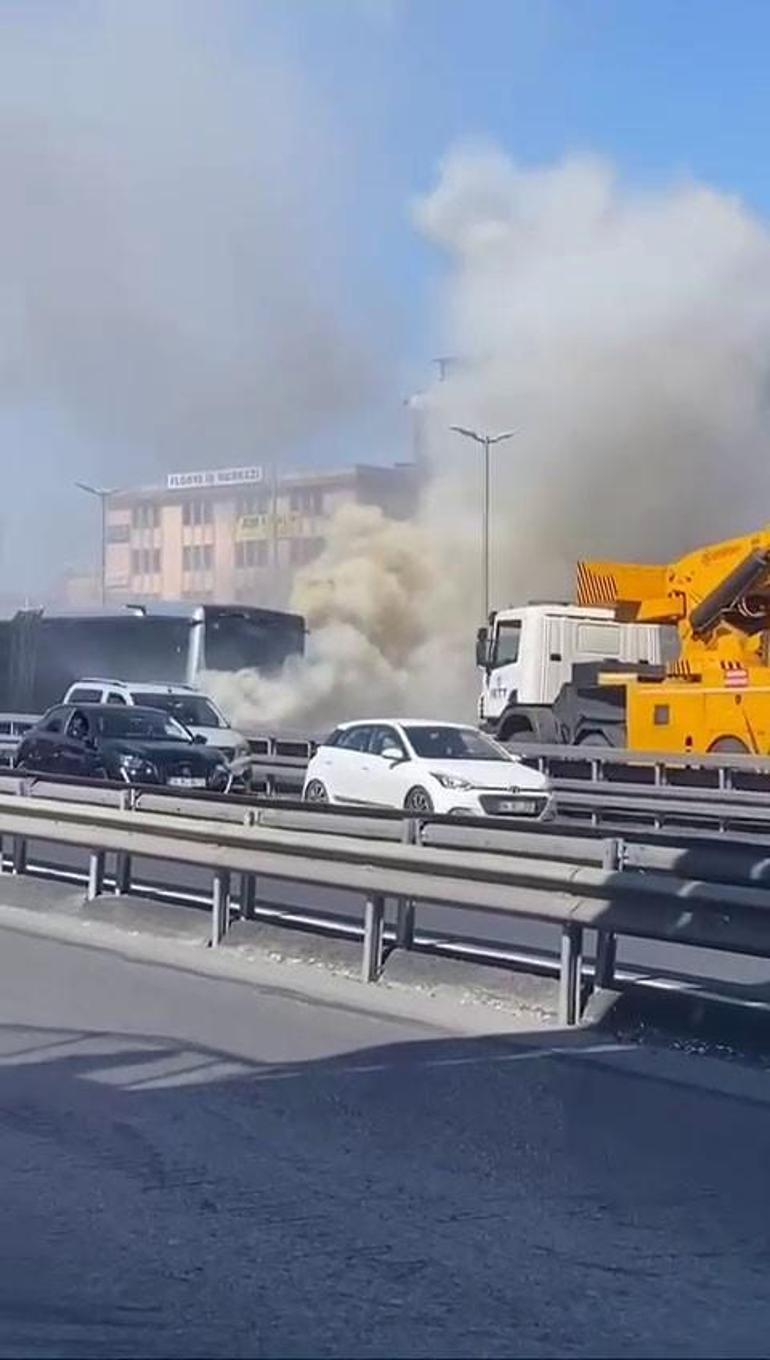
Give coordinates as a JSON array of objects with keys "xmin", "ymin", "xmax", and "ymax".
[
  {"xmin": 233, "ymin": 742, "xmax": 250, "ymax": 761},
  {"xmin": 431, "ymin": 772, "xmax": 475, "ymax": 790},
  {"xmin": 118, "ymin": 753, "xmax": 158, "ymax": 781}
]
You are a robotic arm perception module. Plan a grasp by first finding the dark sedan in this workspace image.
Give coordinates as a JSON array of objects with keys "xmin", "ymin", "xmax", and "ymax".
[{"xmin": 14, "ymin": 704, "xmax": 231, "ymax": 789}]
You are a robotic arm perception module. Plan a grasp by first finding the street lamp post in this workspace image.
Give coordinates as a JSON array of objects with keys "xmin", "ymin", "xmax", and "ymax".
[
  {"xmin": 450, "ymin": 426, "xmax": 518, "ymax": 620},
  {"xmin": 75, "ymin": 482, "xmax": 118, "ymax": 606}
]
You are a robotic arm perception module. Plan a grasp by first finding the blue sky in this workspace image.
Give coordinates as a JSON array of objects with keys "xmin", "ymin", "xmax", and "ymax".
[
  {"xmin": 259, "ymin": 0, "xmax": 770, "ymax": 361},
  {"xmin": 4, "ymin": 0, "xmax": 770, "ymax": 592}
]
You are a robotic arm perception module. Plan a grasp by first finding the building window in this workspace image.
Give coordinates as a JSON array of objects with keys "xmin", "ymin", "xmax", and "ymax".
[
  {"xmin": 289, "ymin": 537, "xmax": 324, "ymax": 567},
  {"xmin": 236, "ymin": 492, "xmax": 269, "ymax": 516},
  {"xmin": 183, "ymin": 543, "xmax": 214, "ymax": 573},
  {"xmin": 131, "ymin": 547, "xmax": 159, "ymax": 576},
  {"xmin": 132, "ymin": 503, "xmax": 160, "ymax": 529},
  {"xmin": 235, "ymin": 539, "xmax": 268, "ymax": 570},
  {"xmin": 106, "ymin": 522, "xmax": 131, "ymax": 544},
  {"xmin": 289, "ymin": 487, "xmax": 323, "ymax": 516},
  {"xmin": 182, "ymin": 499, "xmax": 213, "ymax": 527}
]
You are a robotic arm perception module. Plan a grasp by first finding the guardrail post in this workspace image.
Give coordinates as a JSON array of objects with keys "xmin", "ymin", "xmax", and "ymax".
[
  {"xmin": 114, "ymin": 852, "xmax": 132, "ymax": 896},
  {"xmin": 395, "ymin": 818, "xmax": 419, "ymax": 950},
  {"xmin": 211, "ymin": 870, "xmax": 231, "ymax": 946},
  {"xmin": 362, "ymin": 894, "xmax": 385, "ymax": 982},
  {"xmin": 594, "ymin": 930, "xmax": 617, "ymax": 992},
  {"xmin": 87, "ymin": 850, "xmax": 105, "ymax": 902},
  {"xmin": 240, "ymin": 873, "xmax": 257, "ymax": 921},
  {"xmin": 11, "ymin": 836, "xmax": 27, "ymax": 876},
  {"xmin": 114, "ymin": 788, "xmax": 135, "ymax": 895},
  {"xmin": 594, "ymin": 836, "xmax": 622, "ymax": 992},
  {"xmin": 558, "ymin": 924, "xmax": 583, "ymax": 1027}
]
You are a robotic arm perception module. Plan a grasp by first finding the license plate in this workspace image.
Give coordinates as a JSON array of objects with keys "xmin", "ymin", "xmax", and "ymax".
[
  {"xmin": 498, "ymin": 799, "xmax": 537, "ymax": 814},
  {"xmin": 168, "ymin": 776, "xmax": 207, "ymax": 788}
]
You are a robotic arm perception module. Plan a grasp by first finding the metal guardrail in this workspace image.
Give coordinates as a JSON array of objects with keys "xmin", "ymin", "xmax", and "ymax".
[
  {"xmin": 508, "ymin": 740, "xmax": 770, "ymax": 789},
  {"xmin": 231, "ymin": 746, "xmax": 770, "ymax": 832},
  {"xmin": 2, "ymin": 778, "xmax": 770, "ymax": 1026},
  {"xmin": 241, "ymin": 731, "xmax": 770, "ymax": 792}
]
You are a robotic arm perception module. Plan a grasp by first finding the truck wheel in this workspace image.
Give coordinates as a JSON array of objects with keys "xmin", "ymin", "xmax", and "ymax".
[
  {"xmin": 576, "ymin": 731, "xmax": 612, "ymax": 748},
  {"xmin": 499, "ymin": 719, "xmax": 535, "ymax": 743},
  {"xmin": 708, "ymin": 737, "xmax": 749, "ymax": 754}
]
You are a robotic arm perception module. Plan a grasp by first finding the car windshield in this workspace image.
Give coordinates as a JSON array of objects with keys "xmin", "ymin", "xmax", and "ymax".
[
  {"xmin": 404, "ymin": 725, "xmax": 512, "ymax": 761},
  {"xmin": 94, "ymin": 710, "xmax": 193, "ymax": 742},
  {"xmin": 132, "ymin": 693, "xmax": 224, "ymax": 728}
]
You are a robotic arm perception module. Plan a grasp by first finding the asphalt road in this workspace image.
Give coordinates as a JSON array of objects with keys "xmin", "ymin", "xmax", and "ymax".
[{"xmin": 1, "ymin": 922, "xmax": 769, "ymax": 1357}]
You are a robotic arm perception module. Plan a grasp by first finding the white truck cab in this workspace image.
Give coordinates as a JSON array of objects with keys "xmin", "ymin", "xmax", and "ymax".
[
  {"xmin": 61, "ymin": 679, "xmax": 250, "ymax": 761},
  {"xmin": 477, "ymin": 604, "xmax": 665, "ymax": 743}
]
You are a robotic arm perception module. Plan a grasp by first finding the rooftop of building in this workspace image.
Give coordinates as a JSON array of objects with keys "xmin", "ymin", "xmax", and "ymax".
[{"xmin": 108, "ymin": 461, "xmax": 416, "ymax": 506}]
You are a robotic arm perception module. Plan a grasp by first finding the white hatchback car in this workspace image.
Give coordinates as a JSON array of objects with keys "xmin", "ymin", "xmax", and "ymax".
[{"xmin": 303, "ymin": 719, "xmax": 553, "ymax": 819}]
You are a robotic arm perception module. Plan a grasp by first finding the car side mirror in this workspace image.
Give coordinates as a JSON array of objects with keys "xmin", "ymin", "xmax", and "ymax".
[
  {"xmin": 475, "ymin": 626, "xmax": 489, "ymax": 668},
  {"xmin": 192, "ymin": 734, "xmax": 206, "ymax": 745},
  {"xmin": 382, "ymin": 746, "xmax": 406, "ymax": 763}
]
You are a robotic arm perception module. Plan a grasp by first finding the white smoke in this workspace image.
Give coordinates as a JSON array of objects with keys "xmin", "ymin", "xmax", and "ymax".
[
  {"xmin": 205, "ymin": 503, "xmax": 469, "ymax": 733},
  {"xmin": 212, "ymin": 144, "xmax": 770, "ymax": 734},
  {"xmin": 416, "ymin": 145, "xmax": 770, "ymax": 603},
  {"xmin": 0, "ymin": 3, "xmax": 378, "ymax": 589}
]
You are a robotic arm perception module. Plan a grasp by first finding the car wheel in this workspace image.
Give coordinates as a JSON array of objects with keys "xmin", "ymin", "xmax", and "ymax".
[
  {"xmin": 404, "ymin": 786, "xmax": 434, "ymax": 814},
  {"xmin": 304, "ymin": 779, "xmax": 330, "ymax": 803}
]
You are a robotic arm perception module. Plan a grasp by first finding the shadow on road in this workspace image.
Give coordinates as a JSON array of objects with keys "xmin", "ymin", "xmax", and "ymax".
[{"xmin": 0, "ymin": 1019, "xmax": 769, "ymax": 1358}]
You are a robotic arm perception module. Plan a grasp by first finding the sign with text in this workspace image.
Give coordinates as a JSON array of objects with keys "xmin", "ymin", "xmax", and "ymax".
[
  {"xmin": 236, "ymin": 512, "xmax": 303, "ymax": 541},
  {"xmin": 167, "ymin": 466, "xmax": 263, "ymax": 491}
]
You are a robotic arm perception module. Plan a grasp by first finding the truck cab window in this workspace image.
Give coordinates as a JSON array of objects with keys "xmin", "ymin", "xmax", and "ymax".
[{"xmin": 492, "ymin": 620, "xmax": 521, "ymax": 668}]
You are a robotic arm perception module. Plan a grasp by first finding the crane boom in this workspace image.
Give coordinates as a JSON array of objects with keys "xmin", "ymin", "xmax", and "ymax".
[{"xmin": 577, "ymin": 528, "xmax": 770, "ymax": 673}]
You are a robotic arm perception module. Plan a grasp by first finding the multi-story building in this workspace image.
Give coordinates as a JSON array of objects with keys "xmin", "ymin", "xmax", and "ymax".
[{"xmin": 103, "ymin": 462, "xmax": 415, "ymax": 606}]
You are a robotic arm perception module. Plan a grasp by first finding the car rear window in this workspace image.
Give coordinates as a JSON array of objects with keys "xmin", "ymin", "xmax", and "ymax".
[{"xmin": 68, "ymin": 688, "xmax": 103, "ymax": 704}]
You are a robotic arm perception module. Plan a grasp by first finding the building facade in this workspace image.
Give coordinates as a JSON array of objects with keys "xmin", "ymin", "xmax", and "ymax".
[{"xmin": 103, "ymin": 463, "xmax": 415, "ymax": 606}]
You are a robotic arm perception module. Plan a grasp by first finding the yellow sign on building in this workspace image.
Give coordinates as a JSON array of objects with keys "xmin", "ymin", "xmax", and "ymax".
[{"xmin": 236, "ymin": 513, "xmax": 304, "ymax": 541}]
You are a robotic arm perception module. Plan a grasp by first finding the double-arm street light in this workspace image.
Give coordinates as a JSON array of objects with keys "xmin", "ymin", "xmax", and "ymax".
[
  {"xmin": 450, "ymin": 426, "xmax": 519, "ymax": 620},
  {"xmin": 75, "ymin": 482, "xmax": 119, "ymax": 606}
]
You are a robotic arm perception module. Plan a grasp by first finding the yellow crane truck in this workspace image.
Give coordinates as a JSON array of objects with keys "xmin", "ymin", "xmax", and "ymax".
[{"xmin": 572, "ymin": 526, "xmax": 770, "ymax": 754}]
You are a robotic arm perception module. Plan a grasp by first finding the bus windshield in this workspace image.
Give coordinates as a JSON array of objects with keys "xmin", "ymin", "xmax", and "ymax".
[{"xmin": 203, "ymin": 607, "xmax": 304, "ymax": 674}]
